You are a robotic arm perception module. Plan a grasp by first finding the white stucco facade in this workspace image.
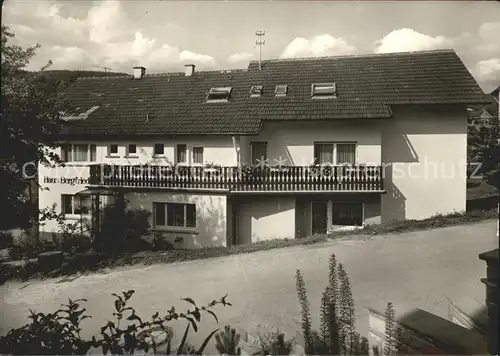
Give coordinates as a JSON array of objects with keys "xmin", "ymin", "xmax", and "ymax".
[
  {"xmin": 381, "ymin": 105, "xmax": 468, "ymax": 222},
  {"xmin": 38, "ymin": 104, "xmax": 469, "ymax": 246}
]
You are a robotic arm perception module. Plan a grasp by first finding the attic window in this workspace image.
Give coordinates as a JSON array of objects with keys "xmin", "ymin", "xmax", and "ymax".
[
  {"xmin": 249, "ymin": 85, "xmax": 263, "ymax": 97},
  {"xmin": 275, "ymin": 85, "xmax": 287, "ymax": 96},
  {"xmin": 311, "ymin": 83, "xmax": 336, "ymax": 98},
  {"xmin": 206, "ymin": 87, "xmax": 232, "ymax": 102}
]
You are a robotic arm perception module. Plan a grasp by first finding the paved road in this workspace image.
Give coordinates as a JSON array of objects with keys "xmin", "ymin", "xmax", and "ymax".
[{"xmin": 1, "ymin": 220, "xmax": 497, "ymax": 352}]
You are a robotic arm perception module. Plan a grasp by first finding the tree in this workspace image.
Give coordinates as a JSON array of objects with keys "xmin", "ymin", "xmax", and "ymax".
[{"xmin": 0, "ymin": 26, "xmax": 66, "ymax": 232}]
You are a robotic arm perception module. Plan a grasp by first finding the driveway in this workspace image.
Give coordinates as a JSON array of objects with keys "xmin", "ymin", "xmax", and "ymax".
[{"xmin": 1, "ymin": 220, "xmax": 498, "ymax": 352}]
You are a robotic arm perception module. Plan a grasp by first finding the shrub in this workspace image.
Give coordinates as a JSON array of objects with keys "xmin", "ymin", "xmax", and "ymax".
[
  {"xmin": 295, "ymin": 253, "xmax": 369, "ymax": 355},
  {"xmin": 0, "ymin": 289, "xmax": 232, "ymax": 355},
  {"xmin": 255, "ymin": 330, "xmax": 294, "ymax": 355},
  {"xmin": 152, "ymin": 233, "xmax": 175, "ymax": 252},
  {"xmin": 0, "ymin": 231, "xmax": 14, "ymax": 249},
  {"xmin": 93, "ymin": 197, "xmax": 152, "ymax": 254}
]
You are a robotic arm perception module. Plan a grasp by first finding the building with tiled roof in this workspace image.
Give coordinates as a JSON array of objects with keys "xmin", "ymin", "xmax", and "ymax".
[{"xmin": 39, "ymin": 49, "xmax": 490, "ymax": 247}]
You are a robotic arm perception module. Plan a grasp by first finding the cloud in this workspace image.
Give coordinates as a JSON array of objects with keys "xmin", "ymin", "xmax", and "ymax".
[
  {"xmin": 373, "ymin": 28, "xmax": 455, "ymax": 54},
  {"xmin": 180, "ymin": 50, "xmax": 215, "ymax": 66},
  {"xmin": 281, "ymin": 34, "xmax": 356, "ymax": 59},
  {"xmin": 475, "ymin": 58, "xmax": 500, "ymax": 83},
  {"xmin": 475, "ymin": 22, "xmax": 500, "ymax": 57},
  {"xmin": 227, "ymin": 52, "xmax": 255, "ymax": 63},
  {"xmin": 2, "ymin": 0, "xmax": 215, "ymax": 73}
]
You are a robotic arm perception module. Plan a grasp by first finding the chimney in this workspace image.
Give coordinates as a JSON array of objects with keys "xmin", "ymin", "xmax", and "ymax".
[
  {"xmin": 133, "ymin": 66, "xmax": 146, "ymax": 79},
  {"xmin": 185, "ymin": 64, "xmax": 195, "ymax": 76}
]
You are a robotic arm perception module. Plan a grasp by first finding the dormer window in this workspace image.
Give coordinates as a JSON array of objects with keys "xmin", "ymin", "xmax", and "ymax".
[
  {"xmin": 275, "ymin": 85, "xmax": 287, "ymax": 96},
  {"xmin": 249, "ymin": 85, "xmax": 263, "ymax": 97},
  {"xmin": 206, "ymin": 87, "xmax": 232, "ymax": 102},
  {"xmin": 311, "ymin": 83, "xmax": 336, "ymax": 98}
]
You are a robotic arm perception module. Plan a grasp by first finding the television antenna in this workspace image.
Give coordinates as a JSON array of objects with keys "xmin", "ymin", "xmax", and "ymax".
[{"xmin": 255, "ymin": 30, "xmax": 266, "ymax": 70}]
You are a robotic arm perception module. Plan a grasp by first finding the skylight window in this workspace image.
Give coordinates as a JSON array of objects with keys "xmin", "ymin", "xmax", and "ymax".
[
  {"xmin": 275, "ymin": 85, "xmax": 287, "ymax": 96},
  {"xmin": 249, "ymin": 85, "xmax": 263, "ymax": 97},
  {"xmin": 311, "ymin": 83, "xmax": 336, "ymax": 98},
  {"xmin": 206, "ymin": 87, "xmax": 232, "ymax": 102}
]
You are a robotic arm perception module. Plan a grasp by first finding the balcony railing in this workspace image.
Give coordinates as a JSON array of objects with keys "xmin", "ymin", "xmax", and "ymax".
[{"xmin": 89, "ymin": 164, "xmax": 384, "ymax": 192}]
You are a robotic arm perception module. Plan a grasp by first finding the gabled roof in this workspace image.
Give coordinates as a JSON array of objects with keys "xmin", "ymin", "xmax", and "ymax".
[{"xmin": 61, "ymin": 49, "xmax": 490, "ymax": 138}]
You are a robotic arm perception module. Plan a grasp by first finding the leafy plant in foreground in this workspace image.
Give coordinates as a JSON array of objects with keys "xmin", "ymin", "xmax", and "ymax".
[{"xmin": 0, "ymin": 289, "xmax": 231, "ymax": 355}]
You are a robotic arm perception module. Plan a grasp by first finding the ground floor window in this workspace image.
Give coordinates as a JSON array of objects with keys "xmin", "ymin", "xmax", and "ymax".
[
  {"xmin": 61, "ymin": 194, "xmax": 92, "ymax": 216},
  {"xmin": 154, "ymin": 202, "xmax": 196, "ymax": 228},
  {"xmin": 311, "ymin": 200, "xmax": 363, "ymax": 234},
  {"xmin": 331, "ymin": 202, "xmax": 363, "ymax": 226}
]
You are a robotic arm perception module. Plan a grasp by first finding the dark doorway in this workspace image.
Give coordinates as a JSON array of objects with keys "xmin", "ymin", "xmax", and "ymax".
[{"xmin": 311, "ymin": 201, "xmax": 328, "ymax": 234}]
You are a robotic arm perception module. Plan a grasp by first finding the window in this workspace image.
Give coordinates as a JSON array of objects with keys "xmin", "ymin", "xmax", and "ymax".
[
  {"xmin": 192, "ymin": 146, "xmax": 204, "ymax": 165},
  {"xmin": 331, "ymin": 202, "xmax": 363, "ymax": 227},
  {"xmin": 127, "ymin": 144, "xmax": 137, "ymax": 156},
  {"xmin": 249, "ymin": 85, "xmax": 263, "ymax": 97},
  {"xmin": 250, "ymin": 142, "xmax": 268, "ymax": 165},
  {"xmin": 275, "ymin": 85, "xmax": 287, "ymax": 96},
  {"xmin": 314, "ymin": 143, "xmax": 334, "ymax": 165},
  {"xmin": 336, "ymin": 143, "xmax": 356, "ymax": 164},
  {"xmin": 61, "ymin": 144, "xmax": 96, "ymax": 162},
  {"xmin": 311, "ymin": 83, "xmax": 336, "ymax": 98},
  {"xmin": 313, "ymin": 142, "xmax": 356, "ymax": 165},
  {"xmin": 154, "ymin": 143, "xmax": 164, "ymax": 156},
  {"xmin": 61, "ymin": 194, "xmax": 92, "ymax": 216},
  {"xmin": 108, "ymin": 144, "xmax": 118, "ymax": 156},
  {"xmin": 154, "ymin": 202, "xmax": 196, "ymax": 228},
  {"xmin": 176, "ymin": 144, "xmax": 187, "ymax": 164},
  {"xmin": 206, "ymin": 87, "xmax": 232, "ymax": 102}
]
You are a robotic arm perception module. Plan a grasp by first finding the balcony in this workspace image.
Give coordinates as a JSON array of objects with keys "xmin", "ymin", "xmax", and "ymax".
[{"xmin": 89, "ymin": 164, "xmax": 384, "ymax": 193}]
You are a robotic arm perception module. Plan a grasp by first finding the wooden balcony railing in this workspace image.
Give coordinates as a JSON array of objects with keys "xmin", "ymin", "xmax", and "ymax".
[{"xmin": 89, "ymin": 164, "xmax": 384, "ymax": 192}]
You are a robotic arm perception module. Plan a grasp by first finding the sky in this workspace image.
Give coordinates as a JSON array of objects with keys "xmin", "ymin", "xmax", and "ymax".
[{"xmin": 2, "ymin": 0, "xmax": 500, "ymax": 93}]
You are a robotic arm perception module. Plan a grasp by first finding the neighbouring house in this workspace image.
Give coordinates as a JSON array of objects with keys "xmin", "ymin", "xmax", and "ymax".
[{"xmin": 38, "ymin": 49, "xmax": 490, "ymax": 248}]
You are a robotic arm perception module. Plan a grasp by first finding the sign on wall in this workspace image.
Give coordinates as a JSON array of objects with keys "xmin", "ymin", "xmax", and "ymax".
[{"xmin": 43, "ymin": 176, "xmax": 89, "ymax": 185}]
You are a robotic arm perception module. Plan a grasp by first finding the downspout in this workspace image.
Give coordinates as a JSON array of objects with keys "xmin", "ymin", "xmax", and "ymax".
[{"xmin": 232, "ymin": 136, "xmax": 241, "ymax": 167}]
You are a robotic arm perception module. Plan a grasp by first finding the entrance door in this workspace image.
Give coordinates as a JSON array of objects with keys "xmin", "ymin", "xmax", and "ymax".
[{"xmin": 311, "ymin": 201, "xmax": 328, "ymax": 234}]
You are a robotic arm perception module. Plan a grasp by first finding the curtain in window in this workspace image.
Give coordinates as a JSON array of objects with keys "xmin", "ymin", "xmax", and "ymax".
[
  {"xmin": 176, "ymin": 145, "xmax": 187, "ymax": 163},
  {"xmin": 74, "ymin": 196, "xmax": 92, "ymax": 215},
  {"xmin": 61, "ymin": 145, "xmax": 71, "ymax": 162},
  {"xmin": 90, "ymin": 145, "xmax": 97, "ymax": 161},
  {"xmin": 74, "ymin": 144, "xmax": 88, "ymax": 162},
  {"xmin": 192, "ymin": 147, "xmax": 204, "ymax": 165},
  {"xmin": 62, "ymin": 195, "xmax": 73, "ymax": 214},
  {"xmin": 314, "ymin": 144, "xmax": 334, "ymax": 164},
  {"xmin": 332, "ymin": 202, "xmax": 362, "ymax": 226},
  {"xmin": 251, "ymin": 142, "xmax": 267, "ymax": 165},
  {"xmin": 186, "ymin": 204, "xmax": 196, "ymax": 227},
  {"xmin": 337, "ymin": 144, "xmax": 355, "ymax": 164},
  {"xmin": 167, "ymin": 203, "xmax": 185, "ymax": 227},
  {"xmin": 154, "ymin": 203, "xmax": 166, "ymax": 226}
]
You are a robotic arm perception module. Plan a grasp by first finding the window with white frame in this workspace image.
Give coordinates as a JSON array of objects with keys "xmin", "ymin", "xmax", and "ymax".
[
  {"xmin": 250, "ymin": 141, "xmax": 268, "ymax": 165},
  {"xmin": 331, "ymin": 202, "xmax": 363, "ymax": 227},
  {"xmin": 313, "ymin": 142, "xmax": 356, "ymax": 165},
  {"xmin": 154, "ymin": 202, "xmax": 196, "ymax": 228},
  {"xmin": 61, "ymin": 194, "xmax": 92, "ymax": 216},
  {"xmin": 206, "ymin": 87, "xmax": 232, "ymax": 102},
  {"xmin": 192, "ymin": 146, "xmax": 204, "ymax": 165},
  {"xmin": 176, "ymin": 144, "xmax": 187, "ymax": 164},
  {"xmin": 61, "ymin": 144, "xmax": 97, "ymax": 162},
  {"xmin": 154, "ymin": 143, "xmax": 164, "ymax": 156},
  {"xmin": 311, "ymin": 83, "xmax": 336, "ymax": 98},
  {"xmin": 108, "ymin": 144, "xmax": 118, "ymax": 156},
  {"xmin": 127, "ymin": 144, "xmax": 137, "ymax": 156},
  {"xmin": 249, "ymin": 85, "xmax": 263, "ymax": 97},
  {"xmin": 275, "ymin": 84, "xmax": 288, "ymax": 96}
]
